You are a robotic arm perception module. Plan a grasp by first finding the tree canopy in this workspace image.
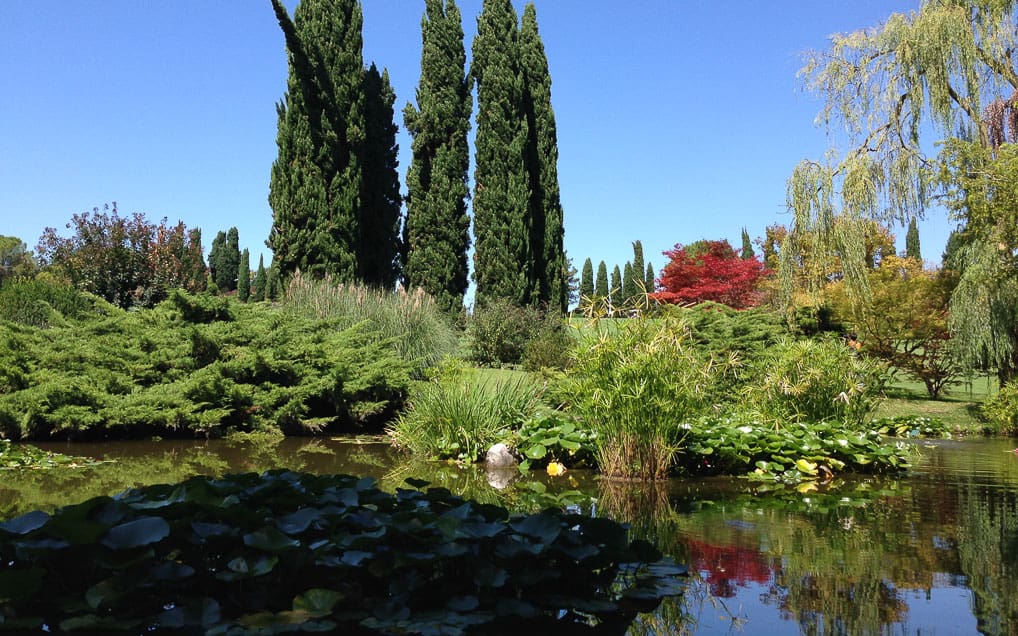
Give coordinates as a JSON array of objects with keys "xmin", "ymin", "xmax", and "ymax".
[{"xmin": 651, "ymin": 240, "xmax": 769, "ymax": 309}]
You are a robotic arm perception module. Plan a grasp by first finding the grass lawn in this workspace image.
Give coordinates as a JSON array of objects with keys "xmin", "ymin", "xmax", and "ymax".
[{"xmin": 872, "ymin": 374, "xmax": 998, "ymax": 433}]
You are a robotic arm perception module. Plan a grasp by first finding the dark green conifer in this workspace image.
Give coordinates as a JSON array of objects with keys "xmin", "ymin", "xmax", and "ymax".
[
  {"xmin": 253, "ymin": 255, "xmax": 267, "ymax": 301},
  {"xmin": 595, "ymin": 261, "xmax": 608, "ymax": 299},
  {"xmin": 403, "ymin": 0, "xmax": 472, "ymax": 315},
  {"xmin": 610, "ymin": 265, "xmax": 621, "ymax": 304},
  {"xmin": 216, "ymin": 227, "xmax": 240, "ymax": 292},
  {"xmin": 631, "ymin": 241, "xmax": 645, "ymax": 292},
  {"xmin": 208, "ymin": 231, "xmax": 226, "ymax": 290},
  {"xmin": 268, "ymin": 0, "xmax": 364, "ymax": 281},
  {"xmin": 645, "ymin": 262, "xmax": 655, "ymax": 293},
  {"xmin": 266, "ymin": 263, "xmax": 282, "ymax": 301},
  {"xmin": 905, "ymin": 217, "xmax": 921, "ymax": 260},
  {"xmin": 580, "ymin": 257, "xmax": 594, "ymax": 300},
  {"xmin": 520, "ymin": 3, "xmax": 566, "ymax": 312},
  {"xmin": 622, "ymin": 262, "xmax": 636, "ymax": 304},
  {"xmin": 238, "ymin": 249, "xmax": 251, "ymax": 302},
  {"xmin": 741, "ymin": 227, "xmax": 755, "ymax": 259},
  {"xmin": 471, "ymin": 0, "xmax": 530, "ymax": 306},
  {"xmin": 359, "ymin": 64, "xmax": 402, "ymax": 288}
]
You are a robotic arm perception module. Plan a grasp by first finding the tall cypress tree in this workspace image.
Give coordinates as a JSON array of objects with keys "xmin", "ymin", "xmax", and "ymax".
[
  {"xmin": 595, "ymin": 261, "xmax": 608, "ymax": 299},
  {"xmin": 218, "ymin": 227, "xmax": 240, "ymax": 292},
  {"xmin": 471, "ymin": 0, "xmax": 530, "ymax": 306},
  {"xmin": 238, "ymin": 249, "xmax": 251, "ymax": 302},
  {"xmin": 631, "ymin": 241, "xmax": 645, "ymax": 292},
  {"xmin": 740, "ymin": 227, "xmax": 755, "ymax": 259},
  {"xmin": 268, "ymin": 0, "xmax": 364, "ymax": 281},
  {"xmin": 520, "ymin": 3, "xmax": 566, "ymax": 312},
  {"xmin": 208, "ymin": 231, "xmax": 226, "ymax": 289},
  {"xmin": 610, "ymin": 264, "xmax": 622, "ymax": 304},
  {"xmin": 645, "ymin": 262, "xmax": 655, "ymax": 293},
  {"xmin": 253, "ymin": 254, "xmax": 267, "ymax": 302},
  {"xmin": 359, "ymin": 63, "xmax": 402, "ymax": 288},
  {"xmin": 403, "ymin": 0, "xmax": 472, "ymax": 315},
  {"xmin": 579, "ymin": 257, "xmax": 594, "ymax": 300},
  {"xmin": 622, "ymin": 262, "xmax": 636, "ymax": 305},
  {"xmin": 905, "ymin": 217, "xmax": 921, "ymax": 260}
]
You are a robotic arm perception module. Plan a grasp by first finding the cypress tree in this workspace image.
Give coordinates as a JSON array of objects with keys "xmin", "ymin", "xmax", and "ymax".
[
  {"xmin": 215, "ymin": 227, "xmax": 240, "ymax": 292},
  {"xmin": 610, "ymin": 265, "xmax": 621, "ymax": 303},
  {"xmin": 253, "ymin": 254, "xmax": 267, "ymax": 302},
  {"xmin": 403, "ymin": 0, "xmax": 472, "ymax": 315},
  {"xmin": 595, "ymin": 261, "xmax": 608, "ymax": 299},
  {"xmin": 359, "ymin": 63, "xmax": 402, "ymax": 288},
  {"xmin": 579, "ymin": 257, "xmax": 594, "ymax": 300},
  {"xmin": 631, "ymin": 241, "xmax": 645, "ymax": 293},
  {"xmin": 645, "ymin": 262, "xmax": 655, "ymax": 293},
  {"xmin": 740, "ymin": 227, "xmax": 755, "ymax": 259},
  {"xmin": 520, "ymin": 3, "xmax": 566, "ymax": 312},
  {"xmin": 208, "ymin": 231, "xmax": 225, "ymax": 289},
  {"xmin": 471, "ymin": 0, "xmax": 530, "ymax": 306},
  {"xmin": 266, "ymin": 263, "xmax": 282, "ymax": 301},
  {"xmin": 238, "ymin": 249, "xmax": 251, "ymax": 302},
  {"xmin": 622, "ymin": 262, "xmax": 636, "ymax": 304},
  {"xmin": 268, "ymin": 0, "xmax": 364, "ymax": 281},
  {"xmin": 905, "ymin": 217, "xmax": 921, "ymax": 260}
]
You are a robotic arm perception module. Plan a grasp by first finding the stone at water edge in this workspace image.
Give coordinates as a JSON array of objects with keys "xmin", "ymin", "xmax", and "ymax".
[{"xmin": 485, "ymin": 443, "xmax": 517, "ymax": 467}]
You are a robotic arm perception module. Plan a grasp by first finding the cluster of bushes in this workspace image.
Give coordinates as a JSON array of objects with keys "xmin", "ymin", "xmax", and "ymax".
[
  {"xmin": 0, "ymin": 280, "xmax": 437, "ymax": 440},
  {"xmin": 466, "ymin": 299, "xmax": 573, "ymax": 371},
  {"xmin": 391, "ymin": 303, "xmax": 910, "ymax": 482}
]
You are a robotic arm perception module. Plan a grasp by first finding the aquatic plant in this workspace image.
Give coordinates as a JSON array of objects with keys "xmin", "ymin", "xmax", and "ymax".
[{"xmin": 0, "ymin": 470, "xmax": 686, "ymax": 634}]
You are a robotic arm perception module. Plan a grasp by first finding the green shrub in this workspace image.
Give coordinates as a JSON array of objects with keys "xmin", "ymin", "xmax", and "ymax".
[
  {"xmin": 467, "ymin": 299, "xmax": 543, "ymax": 367},
  {"xmin": 515, "ymin": 412, "xmax": 597, "ymax": 470},
  {"xmin": 557, "ymin": 315, "xmax": 733, "ymax": 480},
  {"xmin": 0, "ymin": 278, "xmax": 91, "ymax": 327},
  {"xmin": 388, "ymin": 361, "xmax": 541, "ymax": 461},
  {"xmin": 522, "ymin": 313, "xmax": 575, "ymax": 371},
  {"xmin": 283, "ymin": 272, "xmax": 457, "ymax": 377},
  {"xmin": 871, "ymin": 415, "xmax": 954, "ymax": 438},
  {"xmin": 744, "ymin": 337, "xmax": 887, "ymax": 428},
  {"xmin": 982, "ymin": 379, "xmax": 1018, "ymax": 435}
]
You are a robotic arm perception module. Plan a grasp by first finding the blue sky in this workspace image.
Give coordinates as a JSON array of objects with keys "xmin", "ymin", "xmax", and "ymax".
[{"xmin": 1, "ymin": 0, "xmax": 953, "ymax": 300}]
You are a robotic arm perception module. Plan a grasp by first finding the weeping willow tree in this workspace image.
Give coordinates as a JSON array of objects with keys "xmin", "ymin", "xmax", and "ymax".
[{"xmin": 788, "ymin": 0, "xmax": 1018, "ymax": 381}]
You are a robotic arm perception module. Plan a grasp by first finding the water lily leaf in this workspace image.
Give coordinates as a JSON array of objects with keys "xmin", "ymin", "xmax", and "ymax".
[
  {"xmin": 558, "ymin": 438, "xmax": 581, "ymax": 451},
  {"xmin": 277, "ymin": 507, "xmax": 322, "ymax": 535},
  {"xmin": 86, "ymin": 576, "xmax": 129, "ymax": 609},
  {"xmin": 473, "ymin": 564, "xmax": 507, "ymax": 588},
  {"xmin": 794, "ymin": 459, "xmax": 818, "ymax": 475},
  {"xmin": 243, "ymin": 527, "xmax": 300, "ymax": 552},
  {"xmin": 293, "ymin": 588, "xmax": 343, "ymax": 617},
  {"xmin": 149, "ymin": 562, "xmax": 195, "ymax": 581},
  {"xmin": 191, "ymin": 521, "xmax": 233, "ymax": 540},
  {"xmin": 0, "ymin": 510, "xmax": 49, "ymax": 535},
  {"xmin": 510, "ymin": 512, "xmax": 561, "ymax": 543},
  {"xmin": 404, "ymin": 477, "xmax": 430, "ymax": 489},
  {"xmin": 445, "ymin": 595, "xmax": 479, "ymax": 612},
  {"xmin": 341, "ymin": 550, "xmax": 372, "ymax": 566},
  {"xmin": 0, "ymin": 568, "xmax": 44, "ymax": 601},
  {"xmin": 100, "ymin": 516, "xmax": 170, "ymax": 550},
  {"xmin": 461, "ymin": 521, "xmax": 504, "ymax": 539},
  {"xmin": 156, "ymin": 598, "xmax": 221, "ymax": 628},
  {"xmin": 494, "ymin": 598, "xmax": 538, "ymax": 618},
  {"xmin": 523, "ymin": 444, "xmax": 547, "ymax": 460}
]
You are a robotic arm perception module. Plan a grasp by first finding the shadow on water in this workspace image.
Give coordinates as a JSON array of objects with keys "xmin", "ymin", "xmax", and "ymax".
[{"xmin": 5, "ymin": 436, "xmax": 1018, "ymax": 634}]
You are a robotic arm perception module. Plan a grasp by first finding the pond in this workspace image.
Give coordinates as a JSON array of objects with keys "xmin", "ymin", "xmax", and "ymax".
[{"xmin": 5, "ymin": 436, "xmax": 1018, "ymax": 635}]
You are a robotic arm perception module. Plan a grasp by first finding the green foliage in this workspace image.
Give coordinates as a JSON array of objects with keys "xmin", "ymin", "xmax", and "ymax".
[
  {"xmin": 514, "ymin": 413, "xmax": 596, "ymax": 470},
  {"xmin": 283, "ymin": 271, "xmax": 457, "ymax": 377},
  {"xmin": 403, "ymin": 0, "xmax": 473, "ymax": 315},
  {"xmin": 209, "ymin": 227, "xmax": 240, "ymax": 292},
  {"xmin": 252, "ymin": 254, "xmax": 267, "ymax": 302},
  {"xmin": 0, "ymin": 236, "xmax": 37, "ymax": 284},
  {"xmin": 0, "ymin": 440, "xmax": 103, "ymax": 470},
  {"xmin": 905, "ymin": 217, "xmax": 921, "ymax": 260},
  {"xmin": 682, "ymin": 417, "xmax": 911, "ymax": 482},
  {"xmin": 557, "ymin": 315, "xmax": 731, "ymax": 480},
  {"xmin": 0, "ymin": 294, "xmax": 411, "ymax": 439},
  {"xmin": 237, "ymin": 248, "xmax": 250, "ymax": 302},
  {"xmin": 870, "ymin": 415, "xmax": 953, "ymax": 439},
  {"xmin": 0, "ymin": 278, "xmax": 91, "ymax": 327},
  {"xmin": 268, "ymin": 0, "xmax": 365, "ymax": 281},
  {"xmin": 740, "ymin": 227, "xmax": 754, "ymax": 259},
  {"xmin": 595, "ymin": 261, "xmax": 608, "ymax": 299},
  {"xmin": 521, "ymin": 312, "xmax": 574, "ymax": 372},
  {"xmin": 0, "ymin": 470, "xmax": 685, "ymax": 634},
  {"xmin": 744, "ymin": 337, "xmax": 887, "ymax": 428},
  {"xmin": 981, "ymin": 379, "xmax": 1018, "ymax": 435},
  {"xmin": 467, "ymin": 299, "xmax": 547, "ymax": 367},
  {"xmin": 579, "ymin": 258, "xmax": 594, "ymax": 302},
  {"xmin": 388, "ymin": 361, "xmax": 541, "ymax": 461}
]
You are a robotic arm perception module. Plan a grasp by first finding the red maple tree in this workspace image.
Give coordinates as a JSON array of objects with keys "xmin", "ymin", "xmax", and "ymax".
[{"xmin": 649, "ymin": 239, "xmax": 770, "ymax": 309}]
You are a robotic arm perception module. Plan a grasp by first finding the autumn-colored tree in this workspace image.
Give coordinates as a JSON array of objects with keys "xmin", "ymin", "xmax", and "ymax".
[
  {"xmin": 650, "ymin": 239, "xmax": 769, "ymax": 309},
  {"xmin": 37, "ymin": 204, "xmax": 206, "ymax": 308},
  {"xmin": 828, "ymin": 255, "xmax": 959, "ymax": 398}
]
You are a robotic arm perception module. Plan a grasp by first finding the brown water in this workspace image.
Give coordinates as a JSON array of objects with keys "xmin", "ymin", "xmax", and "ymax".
[{"xmin": 6, "ymin": 436, "xmax": 1018, "ymax": 635}]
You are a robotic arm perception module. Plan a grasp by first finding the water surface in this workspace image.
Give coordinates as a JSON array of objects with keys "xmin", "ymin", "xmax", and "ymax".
[{"xmin": 7, "ymin": 436, "xmax": 1018, "ymax": 635}]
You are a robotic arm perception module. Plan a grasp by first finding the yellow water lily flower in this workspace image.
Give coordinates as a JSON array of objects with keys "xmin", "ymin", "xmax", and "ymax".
[{"xmin": 546, "ymin": 461, "xmax": 567, "ymax": 477}]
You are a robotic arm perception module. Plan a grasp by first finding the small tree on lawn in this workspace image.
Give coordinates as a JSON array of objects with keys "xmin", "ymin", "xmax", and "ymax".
[{"xmin": 650, "ymin": 239, "xmax": 769, "ymax": 309}]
